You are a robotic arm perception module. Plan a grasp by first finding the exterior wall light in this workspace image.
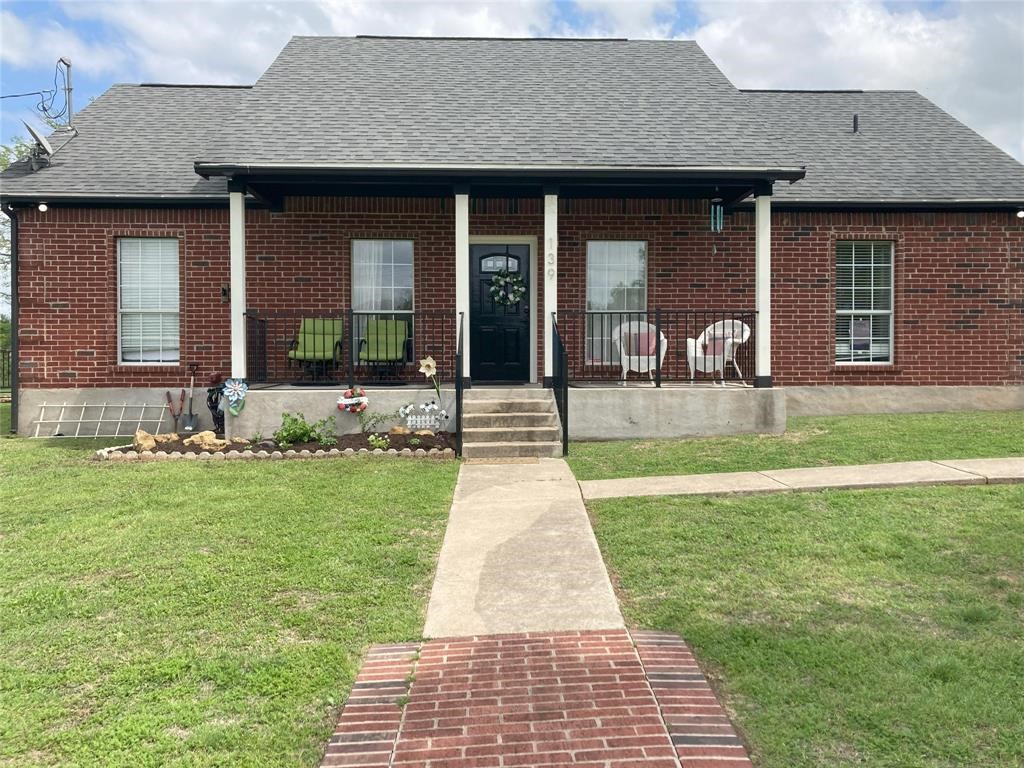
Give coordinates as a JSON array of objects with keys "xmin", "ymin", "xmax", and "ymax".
[
  {"xmin": 37, "ymin": 202, "xmax": 48, "ymax": 212},
  {"xmin": 1016, "ymin": 209, "xmax": 1024, "ymax": 219}
]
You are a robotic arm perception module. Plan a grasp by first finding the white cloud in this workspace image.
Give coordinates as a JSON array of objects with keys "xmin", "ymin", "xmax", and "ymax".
[
  {"xmin": 0, "ymin": 9, "xmax": 127, "ymax": 75},
  {"xmin": 684, "ymin": 0, "xmax": 1024, "ymax": 160},
  {"xmin": 566, "ymin": 0, "xmax": 676, "ymax": 37}
]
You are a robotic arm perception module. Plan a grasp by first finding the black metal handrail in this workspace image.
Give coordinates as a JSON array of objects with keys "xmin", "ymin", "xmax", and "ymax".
[
  {"xmin": 455, "ymin": 312, "xmax": 465, "ymax": 457},
  {"xmin": 555, "ymin": 308, "xmax": 757, "ymax": 386},
  {"xmin": 245, "ymin": 309, "xmax": 456, "ymax": 386},
  {"xmin": 551, "ymin": 314, "xmax": 569, "ymax": 456}
]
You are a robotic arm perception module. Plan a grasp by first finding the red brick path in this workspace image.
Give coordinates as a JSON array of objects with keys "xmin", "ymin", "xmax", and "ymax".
[{"xmin": 321, "ymin": 630, "xmax": 753, "ymax": 768}]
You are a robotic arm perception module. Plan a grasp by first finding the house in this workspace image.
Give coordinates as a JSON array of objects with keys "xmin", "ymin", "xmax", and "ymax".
[{"xmin": 2, "ymin": 36, "xmax": 1023, "ymax": 452}]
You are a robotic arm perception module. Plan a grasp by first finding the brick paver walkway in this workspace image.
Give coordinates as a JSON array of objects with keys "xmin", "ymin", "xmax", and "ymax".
[{"xmin": 321, "ymin": 630, "xmax": 753, "ymax": 768}]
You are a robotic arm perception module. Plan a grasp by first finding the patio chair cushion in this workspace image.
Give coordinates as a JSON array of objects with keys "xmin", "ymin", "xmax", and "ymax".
[
  {"xmin": 358, "ymin": 318, "xmax": 409, "ymax": 362},
  {"xmin": 627, "ymin": 331, "xmax": 657, "ymax": 356},
  {"xmin": 288, "ymin": 318, "xmax": 343, "ymax": 362}
]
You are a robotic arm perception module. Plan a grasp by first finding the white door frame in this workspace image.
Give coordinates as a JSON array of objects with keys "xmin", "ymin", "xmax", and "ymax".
[{"xmin": 468, "ymin": 235, "xmax": 539, "ymax": 384}]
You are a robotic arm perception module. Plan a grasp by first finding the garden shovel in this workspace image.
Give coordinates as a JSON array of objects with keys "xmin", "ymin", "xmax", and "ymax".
[{"xmin": 182, "ymin": 364, "xmax": 200, "ymax": 433}]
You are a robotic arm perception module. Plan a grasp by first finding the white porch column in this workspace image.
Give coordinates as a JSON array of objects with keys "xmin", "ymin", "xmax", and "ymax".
[
  {"xmin": 454, "ymin": 190, "xmax": 470, "ymax": 380},
  {"xmin": 754, "ymin": 191, "xmax": 772, "ymax": 387},
  {"xmin": 229, "ymin": 188, "xmax": 247, "ymax": 379},
  {"xmin": 543, "ymin": 189, "xmax": 558, "ymax": 383}
]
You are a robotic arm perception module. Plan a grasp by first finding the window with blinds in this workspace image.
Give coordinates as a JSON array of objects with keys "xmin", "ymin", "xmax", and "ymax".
[
  {"xmin": 835, "ymin": 241, "xmax": 893, "ymax": 364},
  {"xmin": 118, "ymin": 238, "xmax": 180, "ymax": 364}
]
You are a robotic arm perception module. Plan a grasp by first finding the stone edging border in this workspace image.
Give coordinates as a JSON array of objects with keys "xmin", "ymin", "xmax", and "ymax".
[{"xmin": 93, "ymin": 445, "xmax": 456, "ymax": 462}]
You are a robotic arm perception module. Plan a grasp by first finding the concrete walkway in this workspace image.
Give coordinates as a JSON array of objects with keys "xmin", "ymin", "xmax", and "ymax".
[
  {"xmin": 424, "ymin": 458, "xmax": 624, "ymax": 638},
  {"xmin": 579, "ymin": 456, "xmax": 1024, "ymax": 500}
]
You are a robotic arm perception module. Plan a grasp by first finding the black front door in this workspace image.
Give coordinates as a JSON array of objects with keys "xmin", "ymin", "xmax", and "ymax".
[{"xmin": 470, "ymin": 243, "xmax": 530, "ymax": 382}]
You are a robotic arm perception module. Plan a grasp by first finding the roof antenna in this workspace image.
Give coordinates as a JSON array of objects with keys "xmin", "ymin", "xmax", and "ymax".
[
  {"xmin": 59, "ymin": 57, "xmax": 73, "ymax": 127},
  {"xmin": 853, "ymin": 113, "xmax": 859, "ymax": 133}
]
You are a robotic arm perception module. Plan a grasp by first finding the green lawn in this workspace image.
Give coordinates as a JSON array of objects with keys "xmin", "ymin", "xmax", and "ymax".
[
  {"xmin": 0, "ymin": 403, "xmax": 459, "ymax": 767},
  {"xmin": 568, "ymin": 410, "xmax": 1024, "ymax": 480},
  {"xmin": 590, "ymin": 485, "xmax": 1024, "ymax": 768}
]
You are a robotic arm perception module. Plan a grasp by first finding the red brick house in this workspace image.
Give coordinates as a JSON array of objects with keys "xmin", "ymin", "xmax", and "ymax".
[{"xmin": 2, "ymin": 37, "xmax": 1023, "ymax": 448}]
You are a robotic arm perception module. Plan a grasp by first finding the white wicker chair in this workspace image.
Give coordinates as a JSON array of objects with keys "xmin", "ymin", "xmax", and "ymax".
[
  {"xmin": 611, "ymin": 320, "xmax": 668, "ymax": 384},
  {"xmin": 686, "ymin": 320, "xmax": 751, "ymax": 384}
]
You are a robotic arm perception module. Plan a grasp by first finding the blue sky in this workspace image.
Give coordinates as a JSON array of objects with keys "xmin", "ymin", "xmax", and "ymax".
[{"xmin": 1, "ymin": 0, "xmax": 1022, "ymax": 160}]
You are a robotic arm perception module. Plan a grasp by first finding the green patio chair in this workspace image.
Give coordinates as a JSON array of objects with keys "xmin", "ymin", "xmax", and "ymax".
[
  {"xmin": 358, "ymin": 318, "xmax": 409, "ymax": 365},
  {"xmin": 287, "ymin": 317, "xmax": 343, "ymax": 379}
]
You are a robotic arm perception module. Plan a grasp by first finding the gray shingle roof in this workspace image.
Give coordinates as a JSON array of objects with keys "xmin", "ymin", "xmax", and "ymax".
[
  {"xmin": 3, "ymin": 36, "xmax": 1022, "ymax": 205},
  {"xmin": 1, "ymin": 84, "xmax": 245, "ymax": 199}
]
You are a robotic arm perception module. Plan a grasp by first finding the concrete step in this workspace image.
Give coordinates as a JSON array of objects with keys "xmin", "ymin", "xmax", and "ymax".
[
  {"xmin": 465, "ymin": 387, "xmax": 551, "ymax": 401},
  {"xmin": 462, "ymin": 426, "xmax": 561, "ymax": 444},
  {"xmin": 463, "ymin": 398, "xmax": 556, "ymax": 414},
  {"xmin": 462, "ymin": 411, "xmax": 558, "ymax": 428},
  {"xmin": 460, "ymin": 440, "xmax": 564, "ymax": 459}
]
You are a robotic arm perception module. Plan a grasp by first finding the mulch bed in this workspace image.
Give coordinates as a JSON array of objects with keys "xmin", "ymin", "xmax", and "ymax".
[{"xmin": 110, "ymin": 431, "xmax": 454, "ymax": 455}]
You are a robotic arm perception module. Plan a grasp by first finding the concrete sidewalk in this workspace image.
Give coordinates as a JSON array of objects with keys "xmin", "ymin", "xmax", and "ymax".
[
  {"xmin": 579, "ymin": 456, "xmax": 1024, "ymax": 500},
  {"xmin": 424, "ymin": 458, "xmax": 624, "ymax": 638}
]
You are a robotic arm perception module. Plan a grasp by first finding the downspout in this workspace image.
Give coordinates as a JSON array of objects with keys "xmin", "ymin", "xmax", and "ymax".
[{"xmin": 3, "ymin": 203, "xmax": 18, "ymax": 434}]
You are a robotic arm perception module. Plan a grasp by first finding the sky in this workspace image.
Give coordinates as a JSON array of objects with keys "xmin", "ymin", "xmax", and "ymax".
[{"xmin": 0, "ymin": 0, "xmax": 1022, "ymax": 163}]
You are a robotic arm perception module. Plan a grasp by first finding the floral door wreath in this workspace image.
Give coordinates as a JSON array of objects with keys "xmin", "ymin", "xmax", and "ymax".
[
  {"xmin": 488, "ymin": 269, "xmax": 527, "ymax": 307},
  {"xmin": 338, "ymin": 386, "xmax": 368, "ymax": 414}
]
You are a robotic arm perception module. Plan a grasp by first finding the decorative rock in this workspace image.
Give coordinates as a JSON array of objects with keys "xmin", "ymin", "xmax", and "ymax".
[
  {"xmin": 314, "ymin": 450, "xmax": 326, "ymax": 458},
  {"xmin": 271, "ymin": 451, "xmax": 283, "ymax": 460},
  {"xmin": 329, "ymin": 448, "xmax": 340, "ymax": 456},
  {"xmin": 106, "ymin": 451, "xmax": 123, "ymax": 462},
  {"xmin": 443, "ymin": 448, "xmax": 455, "ymax": 457},
  {"xmin": 211, "ymin": 452, "xmax": 226, "ymax": 461},
  {"xmin": 401, "ymin": 448, "xmax": 413, "ymax": 457},
  {"xmin": 428, "ymin": 448, "xmax": 439, "ymax": 456},
  {"xmin": 358, "ymin": 448, "xmax": 369, "ymax": 455},
  {"xmin": 94, "ymin": 449, "xmax": 105, "ymax": 460},
  {"xmin": 124, "ymin": 450, "xmax": 138, "ymax": 460},
  {"xmin": 387, "ymin": 448, "xmax": 398, "ymax": 456},
  {"xmin": 344, "ymin": 448, "xmax": 356, "ymax": 456},
  {"xmin": 389, "ymin": 425, "xmax": 412, "ymax": 435},
  {"xmin": 230, "ymin": 437, "xmax": 249, "ymax": 445},
  {"xmin": 415, "ymin": 448, "xmax": 427, "ymax": 457},
  {"xmin": 414, "ymin": 429, "xmax": 435, "ymax": 437},
  {"xmin": 256, "ymin": 440, "xmax": 277, "ymax": 451},
  {"xmin": 198, "ymin": 452, "xmax": 212, "ymax": 460},
  {"xmin": 285, "ymin": 449, "xmax": 297, "ymax": 458},
  {"xmin": 133, "ymin": 431, "xmax": 156, "ymax": 452},
  {"xmin": 183, "ymin": 452, "xmax": 197, "ymax": 461},
  {"xmin": 153, "ymin": 432, "xmax": 179, "ymax": 444},
  {"xmin": 372, "ymin": 448, "xmax": 384, "ymax": 455},
  {"xmin": 170, "ymin": 451, "xmax": 183, "ymax": 459},
  {"xmin": 299, "ymin": 449, "xmax": 311, "ymax": 458},
  {"xmin": 256, "ymin": 450, "xmax": 269, "ymax": 458},
  {"xmin": 154, "ymin": 451, "xmax": 168, "ymax": 460}
]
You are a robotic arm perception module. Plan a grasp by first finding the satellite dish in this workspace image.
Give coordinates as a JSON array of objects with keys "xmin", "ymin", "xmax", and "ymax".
[{"xmin": 23, "ymin": 121, "xmax": 54, "ymax": 157}]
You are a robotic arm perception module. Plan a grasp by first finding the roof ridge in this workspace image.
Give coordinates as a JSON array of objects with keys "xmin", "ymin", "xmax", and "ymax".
[{"xmin": 138, "ymin": 83, "xmax": 253, "ymax": 89}]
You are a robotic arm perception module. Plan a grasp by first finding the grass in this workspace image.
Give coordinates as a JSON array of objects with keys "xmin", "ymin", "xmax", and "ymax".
[
  {"xmin": 0, "ymin": 403, "xmax": 459, "ymax": 767},
  {"xmin": 568, "ymin": 410, "xmax": 1024, "ymax": 480},
  {"xmin": 590, "ymin": 485, "xmax": 1024, "ymax": 768}
]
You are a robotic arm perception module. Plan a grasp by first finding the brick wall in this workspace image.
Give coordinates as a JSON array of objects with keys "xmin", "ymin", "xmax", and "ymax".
[{"xmin": 15, "ymin": 198, "xmax": 1024, "ymax": 389}]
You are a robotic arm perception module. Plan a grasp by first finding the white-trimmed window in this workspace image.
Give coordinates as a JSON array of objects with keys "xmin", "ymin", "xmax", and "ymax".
[
  {"xmin": 118, "ymin": 238, "xmax": 180, "ymax": 364},
  {"xmin": 352, "ymin": 239, "xmax": 414, "ymax": 362},
  {"xmin": 835, "ymin": 240, "xmax": 893, "ymax": 364},
  {"xmin": 585, "ymin": 241, "xmax": 647, "ymax": 364}
]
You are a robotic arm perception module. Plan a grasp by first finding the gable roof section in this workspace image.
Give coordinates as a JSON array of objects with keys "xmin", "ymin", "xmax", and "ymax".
[
  {"xmin": 198, "ymin": 36, "xmax": 788, "ymax": 170},
  {"xmin": 747, "ymin": 89, "xmax": 1024, "ymax": 204},
  {"xmin": 2, "ymin": 36, "xmax": 1022, "ymax": 206},
  {"xmin": 1, "ymin": 84, "xmax": 247, "ymax": 201}
]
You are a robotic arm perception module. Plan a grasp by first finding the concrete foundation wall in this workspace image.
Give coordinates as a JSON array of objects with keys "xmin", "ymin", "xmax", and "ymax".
[
  {"xmin": 228, "ymin": 387, "xmax": 455, "ymax": 439},
  {"xmin": 785, "ymin": 385, "xmax": 1024, "ymax": 417},
  {"xmin": 567, "ymin": 387, "xmax": 786, "ymax": 440},
  {"xmin": 18, "ymin": 387, "xmax": 220, "ymax": 437}
]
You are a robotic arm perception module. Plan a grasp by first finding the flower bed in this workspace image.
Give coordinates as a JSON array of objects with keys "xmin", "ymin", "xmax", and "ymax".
[{"xmin": 94, "ymin": 431, "xmax": 457, "ymax": 462}]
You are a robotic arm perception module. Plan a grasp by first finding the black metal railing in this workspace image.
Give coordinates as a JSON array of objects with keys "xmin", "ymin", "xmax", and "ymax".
[
  {"xmin": 0, "ymin": 348, "xmax": 10, "ymax": 390},
  {"xmin": 245, "ymin": 310, "xmax": 457, "ymax": 386},
  {"xmin": 551, "ymin": 315, "xmax": 569, "ymax": 455},
  {"xmin": 555, "ymin": 309, "xmax": 757, "ymax": 386},
  {"xmin": 455, "ymin": 312, "xmax": 465, "ymax": 457}
]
